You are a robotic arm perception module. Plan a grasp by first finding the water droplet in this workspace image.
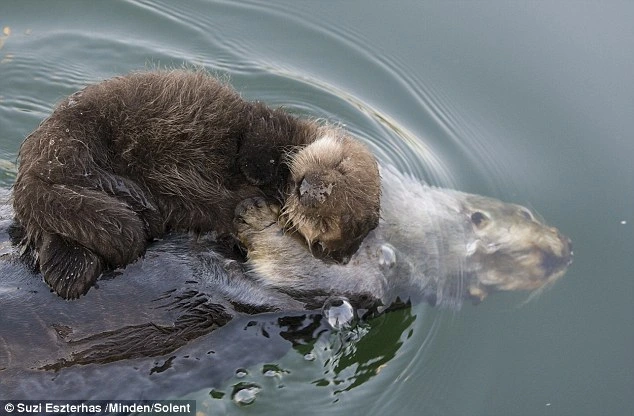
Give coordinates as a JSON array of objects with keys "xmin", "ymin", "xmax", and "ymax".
[
  {"xmin": 65, "ymin": 128, "xmax": 69, "ymax": 133},
  {"xmin": 378, "ymin": 244, "xmax": 396, "ymax": 269},
  {"xmin": 231, "ymin": 382, "xmax": 260, "ymax": 406},
  {"xmin": 322, "ymin": 296, "xmax": 355, "ymax": 330}
]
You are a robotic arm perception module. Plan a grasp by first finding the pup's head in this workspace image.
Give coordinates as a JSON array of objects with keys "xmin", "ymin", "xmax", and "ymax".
[{"xmin": 283, "ymin": 133, "xmax": 381, "ymax": 262}]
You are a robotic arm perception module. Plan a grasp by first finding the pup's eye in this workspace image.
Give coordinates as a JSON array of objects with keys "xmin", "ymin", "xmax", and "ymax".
[{"xmin": 470, "ymin": 211, "xmax": 488, "ymax": 227}]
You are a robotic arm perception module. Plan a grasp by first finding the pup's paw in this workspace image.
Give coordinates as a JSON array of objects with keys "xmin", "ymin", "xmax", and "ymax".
[
  {"xmin": 234, "ymin": 197, "xmax": 280, "ymax": 234},
  {"xmin": 40, "ymin": 233, "xmax": 104, "ymax": 299}
]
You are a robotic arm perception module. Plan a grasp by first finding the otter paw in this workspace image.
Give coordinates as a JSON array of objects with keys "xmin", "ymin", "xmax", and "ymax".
[
  {"xmin": 39, "ymin": 233, "xmax": 105, "ymax": 299},
  {"xmin": 234, "ymin": 197, "xmax": 280, "ymax": 234}
]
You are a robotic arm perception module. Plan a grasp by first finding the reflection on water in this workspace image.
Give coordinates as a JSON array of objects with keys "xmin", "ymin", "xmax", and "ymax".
[
  {"xmin": 1, "ymin": 0, "xmax": 632, "ymax": 415},
  {"xmin": 309, "ymin": 308, "xmax": 415, "ymax": 398},
  {"xmin": 199, "ymin": 307, "xmax": 421, "ymax": 413}
]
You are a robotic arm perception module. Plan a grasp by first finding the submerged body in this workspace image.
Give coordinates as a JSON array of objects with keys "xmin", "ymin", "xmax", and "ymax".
[
  {"xmin": 12, "ymin": 70, "xmax": 381, "ymax": 299},
  {"xmin": 0, "ymin": 166, "xmax": 572, "ymax": 398}
]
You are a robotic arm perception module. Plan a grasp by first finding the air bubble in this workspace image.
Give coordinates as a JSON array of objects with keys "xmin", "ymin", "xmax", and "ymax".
[
  {"xmin": 235, "ymin": 368, "xmax": 247, "ymax": 378},
  {"xmin": 303, "ymin": 352, "xmax": 315, "ymax": 361},
  {"xmin": 378, "ymin": 244, "xmax": 396, "ymax": 269},
  {"xmin": 322, "ymin": 296, "xmax": 355, "ymax": 330}
]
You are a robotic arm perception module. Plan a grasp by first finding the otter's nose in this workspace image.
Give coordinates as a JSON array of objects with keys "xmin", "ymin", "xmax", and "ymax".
[{"xmin": 299, "ymin": 174, "xmax": 333, "ymax": 207}]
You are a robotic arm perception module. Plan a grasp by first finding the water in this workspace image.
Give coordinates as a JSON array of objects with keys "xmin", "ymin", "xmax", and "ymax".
[{"xmin": 1, "ymin": 1, "xmax": 632, "ymax": 415}]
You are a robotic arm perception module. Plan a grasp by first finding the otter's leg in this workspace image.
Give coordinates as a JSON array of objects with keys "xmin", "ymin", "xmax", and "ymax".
[
  {"xmin": 234, "ymin": 197, "xmax": 313, "ymax": 283},
  {"xmin": 13, "ymin": 178, "xmax": 148, "ymax": 299}
]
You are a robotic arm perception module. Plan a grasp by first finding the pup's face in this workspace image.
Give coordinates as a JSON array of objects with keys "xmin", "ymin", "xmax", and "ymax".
[{"xmin": 283, "ymin": 134, "xmax": 381, "ymax": 262}]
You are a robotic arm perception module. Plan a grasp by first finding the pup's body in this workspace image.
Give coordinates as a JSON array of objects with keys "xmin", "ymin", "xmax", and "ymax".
[{"xmin": 12, "ymin": 70, "xmax": 380, "ymax": 298}]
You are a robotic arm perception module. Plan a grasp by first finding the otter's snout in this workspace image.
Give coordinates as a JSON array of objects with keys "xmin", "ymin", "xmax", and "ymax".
[
  {"xmin": 541, "ymin": 235, "xmax": 573, "ymax": 277},
  {"xmin": 299, "ymin": 174, "xmax": 333, "ymax": 207}
]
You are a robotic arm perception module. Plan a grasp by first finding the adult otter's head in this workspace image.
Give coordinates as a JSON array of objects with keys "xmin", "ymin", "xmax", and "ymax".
[
  {"xmin": 460, "ymin": 194, "xmax": 573, "ymax": 303},
  {"xmin": 282, "ymin": 131, "xmax": 381, "ymax": 262}
]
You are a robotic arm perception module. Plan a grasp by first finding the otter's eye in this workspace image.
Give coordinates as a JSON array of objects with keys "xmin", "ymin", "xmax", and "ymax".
[
  {"xmin": 471, "ymin": 211, "xmax": 488, "ymax": 227},
  {"xmin": 519, "ymin": 208, "xmax": 533, "ymax": 221}
]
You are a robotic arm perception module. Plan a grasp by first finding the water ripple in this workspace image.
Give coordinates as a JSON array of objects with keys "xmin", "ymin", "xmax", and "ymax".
[{"xmin": 1, "ymin": 0, "xmax": 480, "ymax": 409}]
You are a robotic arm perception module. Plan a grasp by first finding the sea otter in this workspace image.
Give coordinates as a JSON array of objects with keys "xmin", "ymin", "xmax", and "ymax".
[
  {"xmin": 11, "ymin": 70, "xmax": 381, "ymax": 299},
  {"xmin": 0, "ymin": 167, "xmax": 572, "ymax": 399},
  {"xmin": 234, "ymin": 166, "xmax": 573, "ymax": 308}
]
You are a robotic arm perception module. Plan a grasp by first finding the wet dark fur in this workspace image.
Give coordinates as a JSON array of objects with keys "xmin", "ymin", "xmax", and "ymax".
[{"xmin": 12, "ymin": 70, "xmax": 380, "ymax": 299}]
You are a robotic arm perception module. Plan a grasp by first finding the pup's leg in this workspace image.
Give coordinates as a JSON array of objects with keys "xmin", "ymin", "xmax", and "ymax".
[
  {"xmin": 13, "ymin": 178, "xmax": 148, "ymax": 299},
  {"xmin": 39, "ymin": 232, "xmax": 104, "ymax": 299}
]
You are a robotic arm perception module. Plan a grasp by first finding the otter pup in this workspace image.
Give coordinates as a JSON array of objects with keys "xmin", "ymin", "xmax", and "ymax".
[{"xmin": 12, "ymin": 70, "xmax": 381, "ymax": 299}]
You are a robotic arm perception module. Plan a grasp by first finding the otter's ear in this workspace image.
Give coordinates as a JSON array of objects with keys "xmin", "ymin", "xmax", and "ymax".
[{"xmin": 237, "ymin": 145, "xmax": 280, "ymax": 186}]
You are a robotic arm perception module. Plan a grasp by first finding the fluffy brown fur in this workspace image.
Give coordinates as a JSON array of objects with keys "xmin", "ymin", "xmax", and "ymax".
[{"xmin": 12, "ymin": 70, "xmax": 380, "ymax": 299}]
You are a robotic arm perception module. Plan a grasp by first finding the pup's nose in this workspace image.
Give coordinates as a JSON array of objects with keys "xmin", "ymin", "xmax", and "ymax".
[{"xmin": 299, "ymin": 174, "xmax": 333, "ymax": 207}]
